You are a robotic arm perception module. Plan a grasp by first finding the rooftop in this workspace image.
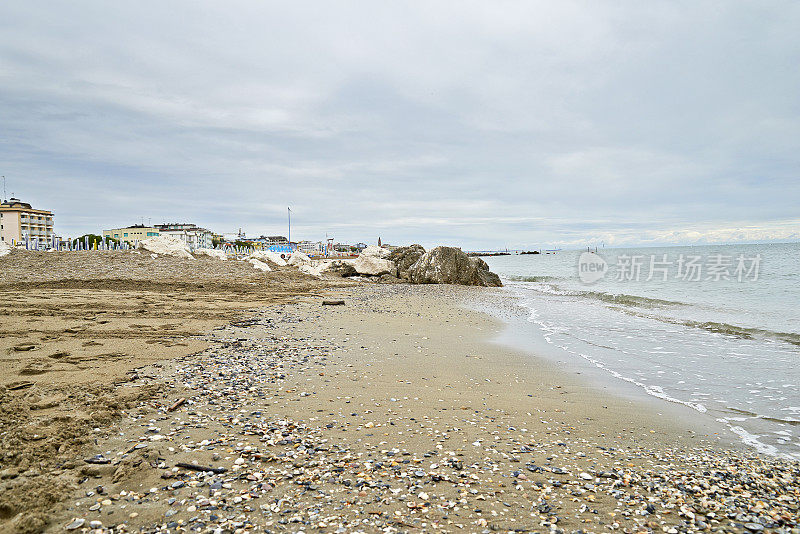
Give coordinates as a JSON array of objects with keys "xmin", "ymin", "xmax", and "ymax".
[{"xmin": 0, "ymin": 198, "xmax": 53, "ymax": 213}]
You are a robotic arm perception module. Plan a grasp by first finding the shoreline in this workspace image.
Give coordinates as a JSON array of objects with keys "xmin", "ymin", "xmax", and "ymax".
[
  {"xmin": 465, "ymin": 285, "xmax": 743, "ymax": 454},
  {"xmin": 39, "ymin": 283, "xmax": 798, "ymax": 533}
]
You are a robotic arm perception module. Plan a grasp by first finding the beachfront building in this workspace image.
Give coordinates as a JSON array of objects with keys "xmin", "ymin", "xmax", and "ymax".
[
  {"xmin": 155, "ymin": 223, "xmax": 212, "ymax": 249},
  {"xmin": 269, "ymin": 236, "xmax": 289, "ymax": 245},
  {"xmin": 297, "ymin": 240, "xmax": 325, "ymax": 255},
  {"xmin": 0, "ymin": 198, "xmax": 55, "ymax": 245},
  {"xmin": 103, "ymin": 225, "xmax": 160, "ymax": 245}
]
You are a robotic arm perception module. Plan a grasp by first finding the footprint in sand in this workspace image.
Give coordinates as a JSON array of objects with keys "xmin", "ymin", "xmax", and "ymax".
[{"xmin": 11, "ymin": 343, "xmax": 37, "ymax": 352}]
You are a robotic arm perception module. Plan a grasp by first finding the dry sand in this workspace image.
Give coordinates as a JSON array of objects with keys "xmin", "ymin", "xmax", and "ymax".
[{"xmin": 0, "ymin": 250, "xmax": 340, "ymax": 533}]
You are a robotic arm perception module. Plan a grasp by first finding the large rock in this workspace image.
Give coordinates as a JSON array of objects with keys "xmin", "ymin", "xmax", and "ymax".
[
  {"xmin": 249, "ymin": 250, "xmax": 288, "ymax": 267},
  {"xmin": 137, "ymin": 236, "xmax": 193, "ymax": 259},
  {"xmin": 322, "ymin": 259, "xmax": 358, "ymax": 277},
  {"xmin": 387, "ymin": 244, "xmax": 426, "ymax": 280},
  {"xmin": 288, "ymin": 251, "xmax": 312, "ymax": 266},
  {"xmin": 298, "ymin": 264, "xmax": 322, "ymax": 277},
  {"xmin": 360, "ymin": 245, "xmax": 391, "ymax": 259},
  {"xmin": 0, "ymin": 241, "xmax": 11, "ymax": 257},
  {"xmin": 297, "ymin": 259, "xmax": 359, "ymax": 278},
  {"xmin": 354, "ymin": 255, "xmax": 397, "ymax": 276},
  {"xmin": 247, "ymin": 258, "xmax": 272, "ymax": 271},
  {"xmin": 408, "ymin": 246, "xmax": 502, "ymax": 287}
]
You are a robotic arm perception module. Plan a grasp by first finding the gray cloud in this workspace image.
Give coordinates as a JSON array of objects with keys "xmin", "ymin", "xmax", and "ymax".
[{"xmin": 1, "ymin": 1, "xmax": 798, "ymax": 249}]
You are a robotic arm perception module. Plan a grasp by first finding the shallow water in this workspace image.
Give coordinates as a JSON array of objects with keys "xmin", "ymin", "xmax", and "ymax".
[{"xmin": 483, "ymin": 242, "xmax": 800, "ymax": 460}]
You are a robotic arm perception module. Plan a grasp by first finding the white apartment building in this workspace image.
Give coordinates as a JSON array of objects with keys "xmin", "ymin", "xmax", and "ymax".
[{"xmin": 0, "ymin": 198, "xmax": 55, "ymax": 244}]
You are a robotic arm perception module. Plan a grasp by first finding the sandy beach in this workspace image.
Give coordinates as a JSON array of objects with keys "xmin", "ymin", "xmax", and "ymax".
[
  {"xmin": 1, "ymin": 252, "xmax": 798, "ymax": 533},
  {"xmin": 0, "ymin": 251, "xmax": 336, "ymax": 533}
]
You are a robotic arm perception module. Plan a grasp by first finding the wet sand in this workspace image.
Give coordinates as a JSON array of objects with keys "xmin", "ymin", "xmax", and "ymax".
[{"xmin": 31, "ymin": 284, "xmax": 800, "ymax": 533}]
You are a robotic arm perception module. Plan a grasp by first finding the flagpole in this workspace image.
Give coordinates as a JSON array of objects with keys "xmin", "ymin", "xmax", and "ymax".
[{"xmin": 287, "ymin": 207, "xmax": 291, "ymax": 248}]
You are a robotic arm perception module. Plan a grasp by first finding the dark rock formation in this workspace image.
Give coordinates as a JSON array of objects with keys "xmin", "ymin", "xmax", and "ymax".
[
  {"xmin": 327, "ymin": 260, "xmax": 358, "ymax": 277},
  {"xmin": 408, "ymin": 246, "xmax": 502, "ymax": 287},
  {"xmin": 387, "ymin": 244, "xmax": 426, "ymax": 280}
]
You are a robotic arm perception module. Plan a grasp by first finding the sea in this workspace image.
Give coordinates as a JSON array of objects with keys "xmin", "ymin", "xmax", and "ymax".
[{"xmin": 481, "ymin": 242, "xmax": 800, "ymax": 460}]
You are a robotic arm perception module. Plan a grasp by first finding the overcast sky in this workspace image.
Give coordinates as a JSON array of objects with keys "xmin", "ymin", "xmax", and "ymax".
[{"xmin": 1, "ymin": 1, "xmax": 798, "ymax": 249}]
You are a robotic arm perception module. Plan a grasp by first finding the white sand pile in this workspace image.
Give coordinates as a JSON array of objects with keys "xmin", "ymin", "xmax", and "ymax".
[
  {"xmin": 360, "ymin": 245, "xmax": 390, "ymax": 258},
  {"xmin": 194, "ymin": 248, "xmax": 227, "ymax": 260},
  {"xmin": 0, "ymin": 241, "xmax": 12, "ymax": 257},
  {"xmin": 288, "ymin": 251, "xmax": 312, "ymax": 266},
  {"xmin": 298, "ymin": 264, "xmax": 324, "ymax": 278},
  {"xmin": 247, "ymin": 258, "xmax": 272, "ymax": 272},
  {"xmin": 137, "ymin": 236, "xmax": 193, "ymax": 259},
  {"xmin": 249, "ymin": 250, "xmax": 287, "ymax": 267}
]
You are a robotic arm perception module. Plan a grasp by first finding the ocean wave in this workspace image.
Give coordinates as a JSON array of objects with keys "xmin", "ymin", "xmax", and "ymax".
[
  {"xmin": 620, "ymin": 309, "xmax": 800, "ymax": 347},
  {"xmin": 508, "ymin": 278, "xmax": 687, "ymax": 309},
  {"xmin": 506, "ymin": 275, "xmax": 559, "ymax": 282},
  {"xmin": 684, "ymin": 321, "xmax": 800, "ymax": 347},
  {"xmin": 760, "ymin": 416, "xmax": 800, "ymax": 426}
]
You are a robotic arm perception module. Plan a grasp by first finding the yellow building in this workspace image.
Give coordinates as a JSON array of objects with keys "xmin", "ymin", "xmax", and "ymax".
[
  {"xmin": 0, "ymin": 198, "xmax": 55, "ymax": 244},
  {"xmin": 102, "ymin": 225, "xmax": 160, "ymax": 244}
]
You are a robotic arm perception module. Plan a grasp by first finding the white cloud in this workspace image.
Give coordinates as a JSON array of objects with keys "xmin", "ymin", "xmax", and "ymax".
[{"xmin": 0, "ymin": 1, "xmax": 798, "ymax": 248}]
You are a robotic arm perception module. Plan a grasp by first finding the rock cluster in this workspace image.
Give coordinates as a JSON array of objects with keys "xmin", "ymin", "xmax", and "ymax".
[
  {"xmin": 346, "ymin": 244, "xmax": 502, "ymax": 287},
  {"xmin": 388, "ymin": 244, "xmax": 426, "ymax": 281},
  {"xmin": 409, "ymin": 246, "xmax": 502, "ymax": 287}
]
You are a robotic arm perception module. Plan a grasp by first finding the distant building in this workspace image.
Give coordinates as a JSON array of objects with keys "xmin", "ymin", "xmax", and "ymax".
[
  {"xmin": 103, "ymin": 225, "xmax": 160, "ymax": 244},
  {"xmin": 297, "ymin": 240, "xmax": 324, "ymax": 254},
  {"xmin": 0, "ymin": 198, "xmax": 55, "ymax": 244},
  {"xmin": 155, "ymin": 223, "xmax": 213, "ymax": 249},
  {"xmin": 354, "ymin": 243, "xmax": 367, "ymax": 251},
  {"xmin": 266, "ymin": 235, "xmax": 289, "ymax": 245}
]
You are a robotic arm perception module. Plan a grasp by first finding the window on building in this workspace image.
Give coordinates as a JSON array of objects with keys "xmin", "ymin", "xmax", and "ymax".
[{"xmin": 124, "ymin": 233, "xmax": 128, "ymax": 237}]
